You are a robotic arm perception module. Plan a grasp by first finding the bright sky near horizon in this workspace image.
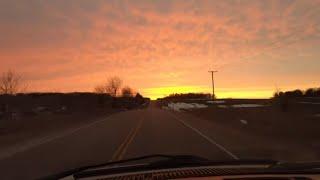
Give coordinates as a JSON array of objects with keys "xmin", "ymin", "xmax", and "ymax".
[{"xmin": 1, "ymin": 0, "xmax": 320, "ymax": 99}]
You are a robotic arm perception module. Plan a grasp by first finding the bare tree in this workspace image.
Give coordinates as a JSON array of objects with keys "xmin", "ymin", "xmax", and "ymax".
[
  {"xmin": 0, "ymin": 70, "xmax": 25, "ymax": 95},
  {"xmin": 105, "ymin": 76, "xmax": 122, "ymax": 97},
  {"xmin": 121, "ymin": 86, "xmax": 133, "ymax": 97},
  {"xmin": 94, "ymin": 85, "xmax": 106, "ymax": 94}
]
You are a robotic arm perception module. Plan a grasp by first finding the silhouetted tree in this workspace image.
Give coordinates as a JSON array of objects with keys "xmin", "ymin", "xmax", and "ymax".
[
  {"xmin": 0, "ymin": 70, "xmax": 26, "ymax": 95},
  {"xmin": 305, "ymin": 88, "xmax": 317, "ymax": 97},
  {"xmin": 121, "ymin": 86, "xmax": 133, "ymax": 97},
  {"xmin": 284, "ymin": 89, "xmax": 303, "ymax": 97},
  {"xmin": 163, "ymin": 93, "xmax": 211, "ymax": 100},
  {"xmin": 274, "ymin": 87, "xmax": 320, "ymax": 99},
  {"xmin": 105, "ymin": 76, "xmax": 122, "ymax": 97},
  {"xmin": 94, "ymin": 85, "xmax": 106, "ymax": 94},
  {"xmin": 135, "ymin": 93, "xmax": 143, "ymax": 99}
]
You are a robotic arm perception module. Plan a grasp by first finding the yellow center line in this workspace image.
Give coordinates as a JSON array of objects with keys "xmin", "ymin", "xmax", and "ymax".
[
  {"xmin": 110, "ymin": 118, "xmax": 144, "ymax": 161},
  {"xmin": 110, "ymin": 126, "xmax": 136, "ymax": 161},
  {"xmin": 117, "ymin": 118, "xmax": 143, "ymax": 160}
]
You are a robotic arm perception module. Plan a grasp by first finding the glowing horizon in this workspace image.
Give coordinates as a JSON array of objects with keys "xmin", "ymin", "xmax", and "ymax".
[
  {"xmin": 1, "ymin": 1, "xmax": 319, "ymax": 98},
  {"xmin": 142, "ymin": 85, "xmax": 318, "ymax": 100},
  {"xmin": 142, "ymin": 86, "xmax": 270, "ymax": 100}
]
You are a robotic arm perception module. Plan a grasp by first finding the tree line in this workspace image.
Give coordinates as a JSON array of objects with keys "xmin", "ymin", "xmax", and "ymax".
[
  {"xmin": 0, "ymin": 70, "xmax": 139, "ymax": 98},
  {"xmin": 158, "ymin": 93, "xmax": 211, "ymax": 101},
  {"xmin": 274, "ymin": 88, "xmax": 320, "ymax": 98},
  {"xmin": 94, "ymin": 76, "xmax": 139, "ymax": 97}
]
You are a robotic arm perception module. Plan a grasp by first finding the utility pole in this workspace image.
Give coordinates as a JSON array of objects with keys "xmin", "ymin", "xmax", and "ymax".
[{"xmin": 208, "ymin": 70, "xmax": 218, "ymax": 100}]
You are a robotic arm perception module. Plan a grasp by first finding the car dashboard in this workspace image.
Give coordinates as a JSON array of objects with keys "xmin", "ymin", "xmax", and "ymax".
[{"xmin": 61, "ymin": 165, "xmax": 320, "ymax": 180}]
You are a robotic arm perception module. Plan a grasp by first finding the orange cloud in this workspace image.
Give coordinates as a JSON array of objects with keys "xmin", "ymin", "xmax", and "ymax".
[{"xmin": 0, "ymin": 0, "xmax": 319, "ymax": 98}]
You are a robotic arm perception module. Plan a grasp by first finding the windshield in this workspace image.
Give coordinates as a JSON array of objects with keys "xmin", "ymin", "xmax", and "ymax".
[{"xmin": 0, "ymin": 0, "xmax": 320, "ymax": 179}]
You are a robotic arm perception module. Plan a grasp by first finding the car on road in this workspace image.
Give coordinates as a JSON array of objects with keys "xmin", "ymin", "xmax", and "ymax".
[{"xmin": 44, "ymin": 154, "xmax": 320, "ymax": 180}]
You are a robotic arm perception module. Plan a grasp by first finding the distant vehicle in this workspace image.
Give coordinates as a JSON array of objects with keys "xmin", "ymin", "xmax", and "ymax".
[{"xmin": 44, "ymin": 154, "xmax": 320, "ymax": 179}]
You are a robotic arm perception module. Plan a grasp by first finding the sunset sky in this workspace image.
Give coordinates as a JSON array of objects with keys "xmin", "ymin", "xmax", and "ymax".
[{"xmin": 1, "ymin": 0, "xmax": 319, "ymax": 99}]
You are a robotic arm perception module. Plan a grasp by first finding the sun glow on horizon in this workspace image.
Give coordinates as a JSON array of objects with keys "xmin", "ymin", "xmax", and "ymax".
[{"xmin": 142, "ymin": 86, "xmax": 274, "ymax": 100}]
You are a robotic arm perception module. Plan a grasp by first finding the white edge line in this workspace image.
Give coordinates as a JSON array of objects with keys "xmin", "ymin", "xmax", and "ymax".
[
  {"xmin": 168, "ymin": 113, "xmax": 239, "ymax": 160},
  {"xmin": 0, "ymin": 115, "xmax": 113, "ymax": 159}
]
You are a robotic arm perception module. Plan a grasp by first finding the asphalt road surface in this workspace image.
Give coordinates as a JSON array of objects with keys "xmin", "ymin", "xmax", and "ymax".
[{"xmin": 0, "ymin": 103, "xmax": 317, "ymax": 179}]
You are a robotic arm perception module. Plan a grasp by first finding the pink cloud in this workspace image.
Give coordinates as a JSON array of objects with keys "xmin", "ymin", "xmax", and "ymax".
[{"xmin": 0, "ymin": 0, "xmax": 319, "ymax": 96}]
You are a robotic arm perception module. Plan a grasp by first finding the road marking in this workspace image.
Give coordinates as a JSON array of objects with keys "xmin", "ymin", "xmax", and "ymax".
[
  {"xmin": 110, "ymin": 125, "xmax": 136, "ymax": 161},
  {"xmin": 118, "ymin": 119, "xmax": 143, "ymax": 159},
  {"xmin": 169, "ymin": 113, "xmax": 239, "ymax": 160},
  {"xmin": 0, "ymin": 114, "xmax": 118, "ymax": 159},
  {"xmin": 111, "ymin": 118, "xmax": 143, "ymax": 161}
]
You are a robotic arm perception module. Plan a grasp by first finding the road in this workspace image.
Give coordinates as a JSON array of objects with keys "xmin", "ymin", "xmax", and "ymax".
[{"xmin": 0, "ymin": 103, "xmax": 317, "ymax": 179}]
